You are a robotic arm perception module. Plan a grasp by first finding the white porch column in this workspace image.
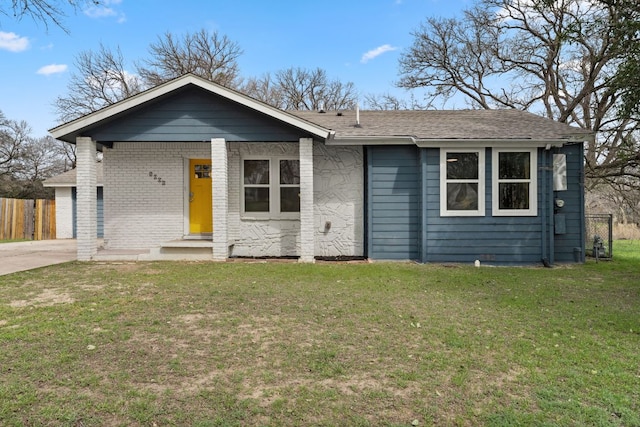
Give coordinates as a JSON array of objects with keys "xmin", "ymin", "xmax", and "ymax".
[
  {"xmin": 76, "ymin": 137, "xmax": 97, "ymax": 261},
  {"xmin": 299, "ymin": 138, "xmax": 315, "ymax": 263},
  {"xmin": 211, "ymin": 138, "xmax": 228, "ymax": 261}
]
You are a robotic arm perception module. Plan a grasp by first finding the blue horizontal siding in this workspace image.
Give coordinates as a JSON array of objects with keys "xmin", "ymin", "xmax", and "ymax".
[
  {"xmin": 553, "ymin": 143, "xmax": 585, "ymax": 262},
  {"xmin": 367, "ymin": 146, "xmax": 582, "ymax": 265},
  {"xmin": 423, "ymin": 148, "xmax": 544, "ymax": 264},
  {"xmin": 368, "ymin": 145, "xmax": 421, "ymax": 260},
  {"xmin": 72, "ymin": 187, "xmax": 103, "ymax": 238},
  {"xmin": 86, "ymin": 85, "xmax": 311, "ymax": 143}
]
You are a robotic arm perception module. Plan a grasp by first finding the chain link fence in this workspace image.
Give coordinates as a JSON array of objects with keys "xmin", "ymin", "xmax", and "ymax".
[{"xmin": 585, "ymin": 214, "xmax": 613, "ymax": 259}]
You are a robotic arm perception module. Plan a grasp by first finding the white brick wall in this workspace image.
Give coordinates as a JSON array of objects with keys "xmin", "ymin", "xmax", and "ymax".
[
  {"xmin": 314, "ymin": 143, "xmax": 364, "ymax": 256},
  {"xmin": 54, "ymin": 187, "xmax": 74, "ymax": 239},
  {"xmin": 227, "ymin": 142, "xmax": 300, "ymax": 257},
  {"xmin": 103, "ymin": 141, "xmax": 363, "ymax": 257},
  {"xmin": 227, "ymin": 142, "xmax": 364, "ymax": 257},
  {"xmin": 103, "ymin": 142, "xmax": 210, "ymax": 249}
]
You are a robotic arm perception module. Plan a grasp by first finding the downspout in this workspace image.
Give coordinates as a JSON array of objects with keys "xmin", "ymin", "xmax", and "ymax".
[
  {"xmin": 548, "ymin": 149, "xmax": 555, "ymax": 265},
  {"xmin": 578, "ymin": 141, "xmax": 587, "ymax": 262},
  {"xmin": 363, "ymin": 146, "xmax": 369, "ymax": 259},
  {"xmin": 366, "ymin": 146, "xmax": 373, "ymax": 260},
  {"xmin": 420, "ymin": 148, "xmax": 428, "ymax": 263},
  {"xmin": 541, "ymin": 147, "xmax": 554, "ymax": 267},
  {"xmin": 541, "ymin": 147, "xmax": 548, "ymax": 266}
]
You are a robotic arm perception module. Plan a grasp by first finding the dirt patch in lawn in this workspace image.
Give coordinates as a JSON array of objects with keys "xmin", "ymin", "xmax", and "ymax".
[{"xmin": 9, "ymin": 288, "xmax": 75, "ymax": 307}]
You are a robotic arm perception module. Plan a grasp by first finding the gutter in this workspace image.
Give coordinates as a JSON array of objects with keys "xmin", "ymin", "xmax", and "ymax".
[{"xmin": 325, "ymin": 135, "xmax": 583, "ymax": 148}]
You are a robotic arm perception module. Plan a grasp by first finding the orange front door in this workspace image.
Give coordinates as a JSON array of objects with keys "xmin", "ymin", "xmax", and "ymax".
[{"xmin": 189, "ymin": 159, "xmax": 212, "ymax": 234}]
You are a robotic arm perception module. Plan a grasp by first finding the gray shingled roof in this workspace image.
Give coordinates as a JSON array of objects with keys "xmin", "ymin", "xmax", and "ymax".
[
  {"xmin": 290, "ymin": 109, "xmax": 593, "ymax": 141},
  {"xmin": 43, "ymin": 163, "xmax": 103, "ymax": 187}
]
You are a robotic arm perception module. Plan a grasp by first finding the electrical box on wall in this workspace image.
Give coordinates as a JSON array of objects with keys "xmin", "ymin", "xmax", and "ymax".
[{"xmin": 554, "ymin": 214, "xmax": 566, "ymax": 234}]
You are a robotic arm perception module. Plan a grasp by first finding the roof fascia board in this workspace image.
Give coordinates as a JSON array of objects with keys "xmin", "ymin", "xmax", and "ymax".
[
  {"xmin": 50, "ymin": 75, "xmax": 331, "ymax": 140},
  {"xmin": 50, "ymin": 77, "xmax": 192, "ymax": 138},
  {"xmin": 42, "ymin": 182, "xmax": 104, "ymax": 188},
  {"xmin": 327, "ymin": 136, "xmax": 584, "ymax": 147},
  {"xmin": 416, "ymin": 139, "xmax": 570, "ymax": 148},
  {"xmin": 326, "ymin": 136, "xmax": 416, "ymax": 145}
]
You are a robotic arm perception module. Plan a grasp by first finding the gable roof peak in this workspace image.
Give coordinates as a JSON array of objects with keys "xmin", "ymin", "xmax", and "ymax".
[{"xmin": 50, "ymin": 73, "xmax": 331, "ymax": 143}]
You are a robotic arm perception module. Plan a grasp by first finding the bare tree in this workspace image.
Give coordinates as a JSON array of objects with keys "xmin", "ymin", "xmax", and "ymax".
[
  {"xmin": 137, "ymin": 29, "xmax": 242, "ymax": 88},
  {"xmin": 0, "ymin": 111, "xmax": 67, "ymax": 198},
  {"xmin": 398, "ymin": 0, "xmax": 640, "ymax": 184},
  {"xmin": 0, "ymin": 0, "xmax": 100, "ymax": 32},
  {"xmin": 362, "ymin": 92, "xmax": 432, "ymax": 110},
  {"xmin": 363, "ymin": 93, "xmax": 409, "ymax": 111},
  {"xmin": 52, "ymin": 139, "xmax": 76, "ymax": 170},
  {"xmin": 13, "ymin": 135, "xmax": 65, "ymax": 181},
  {"xmin": 54, "ymin": 44, "xmax": 143, "ymax": 122},
  {"xmin": 54, "ymin": 29, "xmax": 243, "ymax": 122},
  {"xmin": 240, "ymin": 74, "xmax": 287, "ymax": 107},
  {"xmin": 240, "ymin": 67, "xmax": 358, "ymax": 111},
  {"xmin": 0, "ymin": 112, "xmax": 30, "ymax": 177},
  {"xmin": 562, "ymin": 0, "xmax": 640, "ymax": 119}
]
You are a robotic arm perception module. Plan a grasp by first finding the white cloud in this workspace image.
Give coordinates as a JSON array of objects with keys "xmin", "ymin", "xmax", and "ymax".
[
  {"xmin": 361, "ymin": 44, "xmax": 398, "ymax": 63},
  {"xmin": 84, "ymin": 0, "xmax": 126, "ymax": 22},
  {"xmin": 84, "ymin": 6, "xmax": 116, "ymax": 18},
  {"xmin": 37, "ymin": 64, "xmax": 68, "ymax": 76},
  {"xmin": 0, "ymin": 31, "xmax": 29, "ymax": 52}
]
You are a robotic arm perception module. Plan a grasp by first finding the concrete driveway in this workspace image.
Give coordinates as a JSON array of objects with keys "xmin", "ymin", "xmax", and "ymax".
[{"xmin": 0, "ymin": 240, "xmax": 77, "ymax": 276}]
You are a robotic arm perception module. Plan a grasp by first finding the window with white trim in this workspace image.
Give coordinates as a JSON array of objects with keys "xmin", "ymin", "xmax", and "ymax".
[
  {"xmin": 242, "ymin": 158, "xmax": 300, "ymax": 218},
  {"xmin": 279, "ymin": 159, "xmax": 300, "ymax": 213},
  {"xmin": 492, "ymin": 148, "xmax": 537, "ymax": 216},
  {"xmin": 440, "ymin": 149, "xmax": 485, "ymax": 216}
]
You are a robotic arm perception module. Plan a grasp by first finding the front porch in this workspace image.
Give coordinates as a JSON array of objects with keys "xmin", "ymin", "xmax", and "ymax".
[
  {"xmin": 92, "ymin": 239, "xmax": 321, "ymax": 262},
  {"xmin": 49, "ymin": 75, "xmax": 363, "ymax": 264},
  {"xmin": 75, "ymin": 137, "xmax": 317, "ymax": 263},
  {"xmin": 93, "ymin": 239, "xmax": 214, "ymax": 261}
]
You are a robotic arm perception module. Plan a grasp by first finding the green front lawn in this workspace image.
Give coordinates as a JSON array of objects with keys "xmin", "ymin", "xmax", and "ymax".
[{"xmin": 1, "ymin": 244, "xmax": 639, "ymax": 426}]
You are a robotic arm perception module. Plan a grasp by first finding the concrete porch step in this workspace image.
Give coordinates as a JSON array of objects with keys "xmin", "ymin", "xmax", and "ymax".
[{"xmin": 141, "ymin": 239, "xmax": 214, "ymax": 261}]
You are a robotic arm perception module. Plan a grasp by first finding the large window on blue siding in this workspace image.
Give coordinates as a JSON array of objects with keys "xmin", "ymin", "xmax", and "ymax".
[
  {"xmin": 492, "ymin": 148, "xmax": 537, "ymax": 216},
  {"xmin": 440, "ymin": 149, "xmax": 485, "ymax": 216}
]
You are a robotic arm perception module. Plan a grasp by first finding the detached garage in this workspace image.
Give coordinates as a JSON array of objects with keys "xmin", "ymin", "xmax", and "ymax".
[{"xmin": 43, "ymin": 163, "xmax": 104, "ymax": 239}]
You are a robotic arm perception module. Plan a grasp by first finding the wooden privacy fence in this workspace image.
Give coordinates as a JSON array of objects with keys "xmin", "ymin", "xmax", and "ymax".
[{"xmin": 0, "ymin": 198, "xmax": 56, "ymax": 240}]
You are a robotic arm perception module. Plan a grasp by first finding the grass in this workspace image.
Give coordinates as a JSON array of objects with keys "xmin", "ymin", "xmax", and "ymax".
[
  {"xmin": 0, "ymin": 239, "xmax": 30, "ymax": 244},
  {"xmin": 1, "ymin": 244, "xmax": 639, "ymax": 426}
]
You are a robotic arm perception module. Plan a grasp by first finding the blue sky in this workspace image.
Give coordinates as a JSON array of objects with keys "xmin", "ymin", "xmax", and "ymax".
[{"xmin": 1, "ymin": 0, "xmax": 468, "ymax": 137}]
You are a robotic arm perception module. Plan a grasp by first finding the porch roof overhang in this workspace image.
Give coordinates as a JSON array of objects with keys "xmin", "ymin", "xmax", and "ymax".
[{"xmin": 49, "ymin": 74, "xmax": 332, "ymax": 145}]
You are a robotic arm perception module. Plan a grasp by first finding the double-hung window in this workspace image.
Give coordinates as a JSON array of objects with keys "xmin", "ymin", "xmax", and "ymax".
[
  {"xmin": 243, "ymin": 159, "xmax": 271, "ymax": 213},
  {"xmin": 492, "ymin": 148, "xmax": 537, "ymax": 216},
  {"xmin": 242, "ymin": 158, "xmax": 300, "ymax": 218},
  {"xmin": 279, "ymin": 159, "xmax": 300, "ymax": 213},
  {"xmin": 440, "ymin": 149, "xmax": 485, "ymax": 216}
]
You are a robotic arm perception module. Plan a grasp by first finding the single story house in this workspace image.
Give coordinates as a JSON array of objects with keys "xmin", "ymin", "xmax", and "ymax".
[
  {"xmin": 49, "ymin": 73, "xmax": 594, "ymax": 265},
  {"xmin": 43, "ymin": 163, "xmax": 104, "ymax": 239}
]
